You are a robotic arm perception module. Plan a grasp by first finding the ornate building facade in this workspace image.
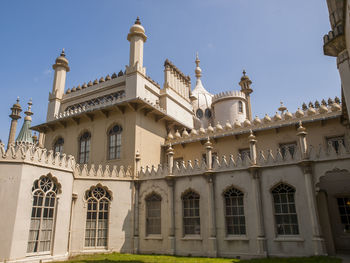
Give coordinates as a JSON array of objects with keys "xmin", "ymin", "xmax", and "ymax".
[{"xmin": 1, "ymin": 7, "xmax": 350, "ymax": 262}]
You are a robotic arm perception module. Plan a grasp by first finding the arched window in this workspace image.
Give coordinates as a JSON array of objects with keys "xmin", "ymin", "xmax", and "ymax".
[
  {"xmin": 223, "ymin": 187, "xmax": 246, "ymax": 235},
  {"xmin": 108, "ymin": 125, "xmax": 122, "ymax": 160},
  {"xmin": 238, "ymin": 101, "xmax": 243, "ymax": 113},
  {"xmin": 27, "ymin": 176, "xmax": 60, "ymax": 253},
  {"xmin": 85, "ymin": 186, "xmax": 111, "ymax": 247},
  {"xmin": 79, "ymin": 132, "xmax": 91, "ymax": 164},
  {"xmin": 53, "ymin": 137, "xmax": 64, "ymax": 154},
  {"xmin": 272, "ymin": 183, "xmax": 299, "ymax": 235},
  {"xmin": 182, "ymin": 190, "xmax": 200, "ymax": 235},
  {"xmin": 145, "ymin": 193, "xmax": 162, "ymax": 235}
]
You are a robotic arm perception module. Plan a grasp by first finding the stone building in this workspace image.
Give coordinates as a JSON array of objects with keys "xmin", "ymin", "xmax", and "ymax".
[{"xmin": 1, "ymin": 8, "xmax": 350, "ymax": 262}]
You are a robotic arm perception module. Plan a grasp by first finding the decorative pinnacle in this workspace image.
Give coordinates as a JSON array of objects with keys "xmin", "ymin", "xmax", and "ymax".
[
  {"xmin": 278, "ymin": 101, "xmax": 287, "ymax": 114},
  {"xmin": 16, "ymin": 97, "xmax": 20, "ymax": 104},
  {"xmin": 60, "ymin": 48, "xmax": 65, "ymax": 57},
  {"xmin": 135, "ymin": 16, "xmax": 141, "ymax": 25},
  {"xmin": 195, "ymin": 52, "xmax": 202, "ymax": 79},
  {"xmin": 243, "ymin": 69, "xmax": 246, "ymax": 76},
  {"xmin": 25, "ymin": 99, "xmax": 33, "ymax": 117}
]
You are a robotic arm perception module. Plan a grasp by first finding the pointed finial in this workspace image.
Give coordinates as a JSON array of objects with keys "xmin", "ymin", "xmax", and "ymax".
[
  {"xmin": 243, "ymin": 69, "xmax": 246, "ymax": 76},
  {"xmin": 278, "ymin": 101, "xmax": 287, "ymax": 114},
  {"xmin": 28, "ymin": 98, "xmax": 32, "ymax": 111},
  {"xmin": 135, "ymin": 16, "xmax": 141, "ymax": 25},
  {"xmin": 16, "ymin": 96, "xmax": 20, "ymax": 104},
  {"xmin": 60, "ymin": 48, "xmax": 65, "ymax": 57},
  {"xmin": 195, "ymin": 53, "xmax": 202, "ymax": 79}
]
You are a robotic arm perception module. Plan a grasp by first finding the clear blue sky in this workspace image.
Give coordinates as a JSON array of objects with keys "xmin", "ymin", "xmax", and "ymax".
[{"xmin": 0, "ymin": 0, "xmax": 340, "ymax": 143}]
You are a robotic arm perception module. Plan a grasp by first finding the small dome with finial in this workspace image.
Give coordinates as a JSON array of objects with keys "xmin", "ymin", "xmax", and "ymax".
[
  {"xmin": 53, "ymin": 48, "xmax": 70, "ymax": 72},
  {"xmin": 128, "ymin": 17, "xmax": 147, "ymax": 42}
]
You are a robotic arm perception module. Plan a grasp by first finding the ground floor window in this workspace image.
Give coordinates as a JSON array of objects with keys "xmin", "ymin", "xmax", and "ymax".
[
  {"xmin": 146, "ymin": 193, "xmax": 162, "ymax": 235},
  {"xmin": 182, "ymin": 190, "xmax": 200, "ymax": 235},
  {"xmin": 337, "ymin": 197, "xmax": 350, "ymax": 233}
]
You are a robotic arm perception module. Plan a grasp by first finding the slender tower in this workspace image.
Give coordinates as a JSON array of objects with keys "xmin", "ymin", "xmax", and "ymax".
[
  {"xmin": 47, "ymin": 49, "xmax": 70, "ymax": 121},
  {"xmin": 239, "ymin": 70, "xmax": 253, "ymax": 120},
  {"xmin": 127, "ymin": 17, "xmax": 147, "ymax": 74},
  {"xmin": 7, "ymin": 98, "xmax": 22, "ymax": 149}
]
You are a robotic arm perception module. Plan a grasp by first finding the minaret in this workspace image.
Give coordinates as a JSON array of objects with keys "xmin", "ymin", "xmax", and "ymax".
[
  {"xmin": 16, "ymin": 99, "xmax": 34, "ymax": 144},
  {"xmin": 7, "ymin": 97, "xmax": 22, "ymax": 149},
  {"xmin": 47, "ymin": 49, "xmax": 70, "ymax": 121},
  {"xmin": 239, "ymin": 70, "xmax": 253, "ymax": 120},
  {"xmin": 127, "ymin": 17, "xmax": 147, "ymax": 73}
]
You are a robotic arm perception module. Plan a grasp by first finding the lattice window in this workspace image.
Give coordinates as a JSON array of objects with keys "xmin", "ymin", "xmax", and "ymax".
[
  {"xmin": 182, "ymin": 190, "xmax": 200, "ymax": 235},
  {"xmin": 280, "ymin": 142, "xmax": 297, "ymax": 159},
  {"xmin": 108, "ymin": 125, "xmax": 122, "ymax": 160},
  {"xmin": 239, "ymin": 148, "xmax": 250, "ymax": 161},
  {"xmin": 27, "ymin": 176, "xmax": 60, "ymax": 253},
  {"xmin": 337, "ymin": 197, "xmax": 350, "ymax": 233},
  {"xmin": 224, "ymin": 187, "xmax": 246, "ymax": 235},
  {"xmin": 84, "ymin": 186, "xmax": 111, "ymax": 247},
  {"xmin": 272, "ymin": 183, "xmax": 299, "ymax": 235},
  {"xmin": 146, "ymin": 193, "xmax": 162, "ymax": 235},
  {"xmin": 53, "ymin": 137, "xmax": 64, "ymax": 154},
  {"xmin": 327, "ymin": 136, "xmax": 345, "ymax": 153},
  {"xmin": 79, "ymin": 132, "xmax": 91, "ymax": 164}
]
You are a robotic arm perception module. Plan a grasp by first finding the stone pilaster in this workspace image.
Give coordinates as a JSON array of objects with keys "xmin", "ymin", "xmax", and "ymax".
[
  {"xmin": 133, "ymin": 181, "xmax": 140, "ymax": 253},
  {"xmin": 250, "ymin": 167, "xmax": 267, "ymax": 256},
  {"xmin": 296, "ymin": 121, "xmax": 308, "ymax": 159},
  {"xmin": 166, "ymin": 178, "xmax": 175, "ymax": 255},
  {"xmin": 248, "ymin": 130, "xmax": 257, "ymax": 165},
  {"xmin": 206, "ymin": 174, "xmax": 217, "ymax": 257},
  {"xmin": 205, "ymin": 138, "xmax": 213, "ymax": 170},
  {"xmin": 166, "ymin": 144, "xmax": 174, "ymax": 175},
  {"xmin": 300, "ymin": 163, "xmax": 326, "ymax": 255}
]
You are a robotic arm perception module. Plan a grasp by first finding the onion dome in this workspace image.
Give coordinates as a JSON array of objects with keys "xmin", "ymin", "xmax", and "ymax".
[
  {"xmin": 71, "ymin": 86, "xmax": 77, "ymax": 92},
  {"xmin": 319, "ymin": 104, "xmax": 328, "ymax": 113},
  {"xmin": 234, "ymin": 119, "xmax": 242, "ymax": 128},
  {"xmin": 105, "ymin": 74, "xmax": 111, "ymax": 81},
  {"xmin": 273, "ymin": 112, "xmax": 282, "ymax": 121},
  {"xmin": 182, "ymin": 128, "xmax": 189, "ymax": 138},
  {"xmin": 82, "ymin": 83, "xmax": 87, "ymax": 89},
  {"xmin": 52, "ymin": 49, "xmax": 70, "ymax": 72},
  {"xmin": 248, "ymin": 129, "xmax": 256, "ymax": 141},
  {"xmin": 175, "ymin": 130, "xmax": 181, "ymax": 138},
  {"xmin": 263, "ymin": 114, "xmax": 271, "ymax": 123},
  {"xmin": 93, "ymin": 79, "xmax": 98, "ymax": 85},
  {"xmin": 243, "ymin": 119, "xmax": 251, "ymax": 127},
  {"xmin": 253, "ymin": 115, "xmax": 261, "ymax": 125},
  {"xmin": 190, "ymin": 128, "xmax": 198, "ymax": 136},
  {"xmin": 284, "ymin": 110, "xmax": 293, "ymax": 120},
  {"xmin": 66, "ymin": 88, "xmax": 71, "ymax": 94},
  {"xmin": 76, "ymin": 85, "xmax": 82, "ymax": 91},
  {"xmin": 331, "ymin": 102, "xmax": 341, "ymax": 112},
  {"xmin": 225, "ymin": 120, "xmax": 232, "ymax": 130},
  {"xmin": 216, "ymin": 122, "xmax": 223, "ymax": 132},
  {"xmin": 295, "ymin": 108, "xmax": 304, "ymax": 118},
  {"xmin": 199, "ymin": 127, "xmax": 206, "ymax": 134},
  {"xmin": 278, "ymin": 101, "xmax": 287, "ymax": 114},
  {"xmin": 99, "ymin": 77, "xmax": 105, "ymax": 83},
  {"xmin": 16, "ymin": 100, "xmax": 34, "ymax": 144},
  {"xmin": 307, "ymin": 106, "xmax": 316, "ymax": 116},
  {"xmin": 127, "ymin": 17, "xmax": 147, "ymax": 42},
  {"xmin": 111, "ymin": 73, "xmax": 117, "ymax": 79},
  {"xmin": 297, "ymin": 121, "xmax": 307, "ymax": 134},
  {"xmin": 167, "ymin": 131, "xmax": 174, "ymax": 140},
  {"xmin": 207, "ymin": 124, "xmax": 214, "ymax": 133},
  {"xmin": 87, "ymin": 81, "xmax": 93, "ymax": 87}
]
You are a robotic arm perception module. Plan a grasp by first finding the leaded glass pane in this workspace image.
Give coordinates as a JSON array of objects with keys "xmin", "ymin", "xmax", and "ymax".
[
  {"xmin": 182, "ymin": 191, "xmax": 200, "ymax": 235},
  {"xmin": 224, "ymin": 187, "xmax": 246, "ymax": 235}
]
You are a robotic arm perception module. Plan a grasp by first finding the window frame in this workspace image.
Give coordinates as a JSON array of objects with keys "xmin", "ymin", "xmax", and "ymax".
[
  {"xmin": 326, "ymin": 135, "xmax": 345, "ymax": 153},
  {"xmin": 336, "ymin": 196, "xmax": 350, "ymax": 233},
  {"xmin": 79, "ymin": 131, "xmax": 91, "ymax": 164},
  {"xmin": 145, "ymin": 193, "xmax": 162, "ymax": 236},
  {"xmin": 239, "ymin": 148, "xmax": 250, "ymax": 161},
  {"xmin": 238, "ymin": 101, "xmax": 244, "ymax": 114},
  {"xmin": 182, "ymin": 189, "xmax": 201, "ymax": 236},
  {"xmin": 271, "ymin": 183, "xmax": 299, "ymax": 236},
  {"xmin": 107, "ymin": 125, "xmax": 123, "ymax": 160},
  {"xmin": 279, "ymin": 142, "xmax": 297, "ymax": 159},
  {"xmin": 223, "ymin": 186, "xmax": 246, "ymax": 236},
  {"xmin": 53, "ymin": 137, "xmax": 64, "ymax": 155}
]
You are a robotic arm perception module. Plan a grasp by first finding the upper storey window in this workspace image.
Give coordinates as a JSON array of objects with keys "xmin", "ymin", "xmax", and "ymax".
[
  {"xmin": 53, "ymin": 137, "xmax": 64, "ymax": 154},
  {"xmin": 196, "ymin": 109, "xmax": 203, "ymax": 119},
  {"xmin": 327, "ymin": 135, "xmax": 345, "ymax": 153},
  {"xmin": 108, "ymin": 125, "xmax": 122, "ymax": 160},
  {"xmin": 238, "ymin": 101, "xmax": 243, "ymax": 113},
  {"xmin": 79, "ymin": 132, "xmax": 91, "ymax": 164}
]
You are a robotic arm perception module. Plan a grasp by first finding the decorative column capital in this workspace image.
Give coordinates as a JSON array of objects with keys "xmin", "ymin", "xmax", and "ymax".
[{"xmin": 205, "ymin": 137, "xmax": 213, "ymax": 150}]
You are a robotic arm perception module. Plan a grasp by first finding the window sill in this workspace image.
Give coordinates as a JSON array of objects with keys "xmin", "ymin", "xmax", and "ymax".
[
  {"xmin": 181, "ymin": 235, "xmax": 202, "ymax": 241},
  {"xmin": 145, "ymin": 235, "xmax": 163, "ymax": 240},
  {"xmin": 224, "ymin": 236, "xmax": 249, "ymax": 241},
  {"xmin": 26, "ymin": 252, "xmax": 51, "ymax": 257},
  {"xmin": 273, "ymin": 236, "xmax": 304, "ymax": 242}
]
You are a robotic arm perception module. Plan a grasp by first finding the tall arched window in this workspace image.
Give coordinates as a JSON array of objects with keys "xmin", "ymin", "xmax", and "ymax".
[
  {"xmin": 27, "ymin": 176, "xmax": 60, "ymax": 253},
  {"xmin": 85, "ymin": 186, "xmax": 112, "ymax": 247},
  {"xmin": 108, "ymin": 125, "xmax": 122, "ymax": 160},
  {"xmin": 53, "ymin": 137, "xmax": 64, "ymax": 154},
  {"xmin": 182, "ymin": 190, "xmax": 200, "ymax": 235},
  {"xmin": 272, "ymin": 183, "xmax": 299, "ymax": 235},
  {"xmin": 223, "ymin": 187, "xmax": 246, "ymax": 235},
  {"xmin": 238, "ymin": 101, "xmax": 243, "ymax": 113},
  {"xmin": 79, "ymin": 131, "xmax": 91, "ymax": 164},
  {"xmin": 146, "ymin": 193, "xmax": 162, "ymax": 235}
]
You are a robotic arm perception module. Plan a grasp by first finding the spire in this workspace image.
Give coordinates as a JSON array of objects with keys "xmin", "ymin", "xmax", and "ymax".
[
  {"xmin": 60, "ymin": 48, "xmax": 65, "ymax": 57},
  {"xmin": 195, "ymin": 52, "xmax": 201, "ymax": 79},
  {"xmin": 16, "ymin": 99, "xmax": 34, "ymax": 144},
  {"xmin": 135, "ymin": 16, "xmax": 141, "ymax": 25}
]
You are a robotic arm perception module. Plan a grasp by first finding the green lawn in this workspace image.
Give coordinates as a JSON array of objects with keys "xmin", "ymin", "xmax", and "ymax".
[{"xmin": 58, "ymin": 253, "xmax": 342, "ymax": 263}]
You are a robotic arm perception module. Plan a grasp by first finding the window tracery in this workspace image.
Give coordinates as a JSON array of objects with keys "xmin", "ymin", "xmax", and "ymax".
[
  {"xmin": 145, "ymin": 193, "xmax": 161, "ymax": 235},
  {"xmin": 223, "ymin": 187, "xmax": 246, "ymax": 235},
  {"xmin": 182, "ymin": 190, "xmax": 200, "ymax": 235}
]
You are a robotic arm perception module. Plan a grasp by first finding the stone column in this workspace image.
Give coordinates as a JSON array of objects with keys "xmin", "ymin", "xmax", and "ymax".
[
  {"xmin": 166, "ymin": 178, "xmax": 175, "ymax": 255},
  {"xmin": 133, "ymin": 181, "xmax": 140, "ymax": 253},
  {"xmin": 296, "ymin": 121, "xmax": 308, "ymax": 159},
  {"xmin": 7, "ymin": 98, "xmax": 22, "ymax": 149},
  {"xmin": 250, "ymin": 168, "xmax": 267, "ymax": 256},
  {"xmin": 301, "ymin": 163, "xmax": 326, "ymax": 255},
  {"xmin": 206, "ymin": 174, "xmax": 217, "ymax": 257},
  {"xmin": 205, "ymin": 138, "xmax": 213, "ymax": 170},
  {"xmin": 167, "ymin": 144, "xmax": 174, "ymax": 175},
  {"xmin": 248, "ymin": 130, "xmax": 257, "ymax": 165}
]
